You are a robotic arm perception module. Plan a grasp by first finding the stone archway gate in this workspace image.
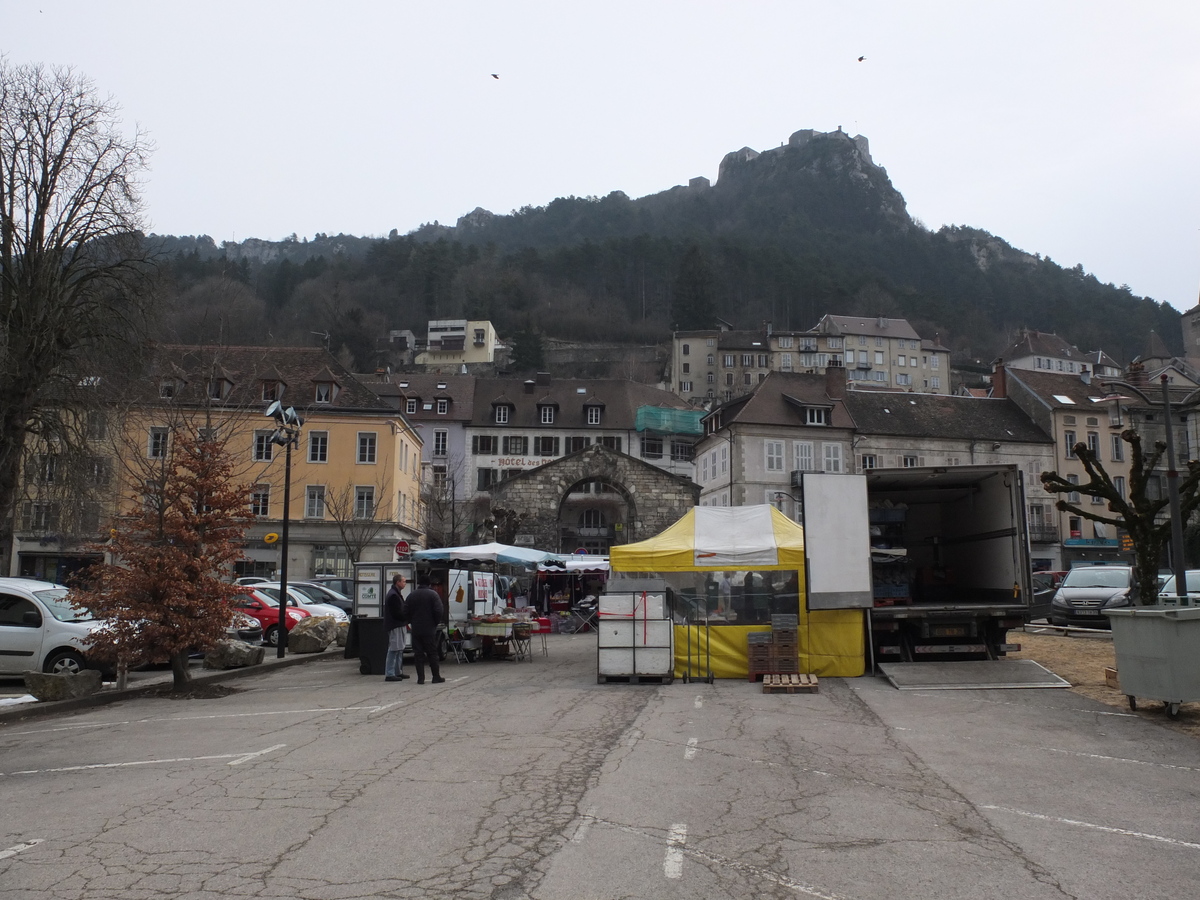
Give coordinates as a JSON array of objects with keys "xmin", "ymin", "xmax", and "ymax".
[{"xmin": 488, "ymin": 444, "xmax": 699, "ymax": 552}]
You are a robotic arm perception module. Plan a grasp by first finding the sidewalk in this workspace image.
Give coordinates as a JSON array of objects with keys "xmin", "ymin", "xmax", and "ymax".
[{"xmin": 0, "ymin": 645, "xmax": 344, "ymax": 724}]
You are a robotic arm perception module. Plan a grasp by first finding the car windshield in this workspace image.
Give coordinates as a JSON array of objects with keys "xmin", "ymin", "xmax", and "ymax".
[
  {"xmin": 1062, "ymin": 568, "xmax": 1131, "ymax": 589},
  {"xmin": 1158, "ymin": 572, "xmax": 1200, "ymax": 596},
  {"xmin": 255, "ymin": 587, "xmax": 300, "ymax": 607},
  {"xmin": 35, "ymin": 588, "xmax": 94, "ymax": 622}
]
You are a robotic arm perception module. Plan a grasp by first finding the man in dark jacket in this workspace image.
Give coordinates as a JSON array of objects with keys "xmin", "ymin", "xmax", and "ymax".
[
  {"xmin": 404, "ymin": 573, "xmax": 445, "ymax": 684},
  {"xmin": 383, "ymin": 573, "xmax": 410, "ymax": 682}
]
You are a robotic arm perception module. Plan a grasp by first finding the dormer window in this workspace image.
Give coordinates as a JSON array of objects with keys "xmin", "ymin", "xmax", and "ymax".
[
  {"xmin": 495, "ymin": 405, "xmax": 509, "ymax": 425},
  {"xmin": 207, "ymin": 378, "xmax": 231, "ymax": 401},
  {"xmin": 159, "ymin": 379, "xmax": 178, "ymax": 399},
  {"xmin": 314, "ymin": 382, "xmax": 338, "ymax": 404},
  {"xmin": 540, "ymin": 406, "xmax": 555, "ymax": 425},
  {"xmin": 262, "ymin": 381, "xmax": 280, "ymax": 402},
  {"xmin": 406, "ymin": 398, "xmax": 418, "ymax": 415},
  {"xmin": 805, "ymin": 407, "xmax": 830, "ymax": 426},
  {"xmin": 587, "ymin": 406, "xmax": 601, "ymax": 426},
  {"xmin": 437, "ymin": 399, "xmax": 449, "ymax": 415}
]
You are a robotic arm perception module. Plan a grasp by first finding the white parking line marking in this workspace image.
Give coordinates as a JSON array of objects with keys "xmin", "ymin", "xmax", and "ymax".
[
  {"xmin": 684, "ymin": 737, "xmax": 698, "ymax": 760},
  {"xmin": 893, "ymin": 727, "xmax": 1200, "ymax": 773},
  {"xmin": 694, "ymin": 696, "xmax": 704, "ymax": 708},
  {"xmin": 570, "ymin": 806, "xmax": 597, "ymax": 843},
  {"xmin": 664, "ymin": 823, "xmax": 687, "ymax": 879},
  {"xmin": 4, "ymin": 746, "xmax": 285, "ymax": 777},
  {"xmin": 982, "ymin": 805, "xmax": 1200, "ymax": 850},
  {"xmin": 228, "ymin": 743, "xmax": 287, "ymax": 766},
  {"xmin": 0, "ymin": 840, "xmax": 43, "ymax": 860}
]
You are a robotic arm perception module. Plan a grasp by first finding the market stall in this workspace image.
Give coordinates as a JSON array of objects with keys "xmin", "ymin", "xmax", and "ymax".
[
  {"xmin": 608, "ymin": 505, "xmax": 864, "ymax": 678},
  {"xmin": 534, "ymin": 555, "xmax": 610, "ymax": 628},
  {"xmin": 411, "ymin": 542, "xmax": 552, "ymax": 661}
]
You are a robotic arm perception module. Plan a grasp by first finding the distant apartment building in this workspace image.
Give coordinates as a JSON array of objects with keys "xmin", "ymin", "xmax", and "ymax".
[
  {"xmin": 415, "ymin": 319, "xmax": 500, "ymax": 368},
  {"xmin": 671, "ymin": 327, "xmax": 772, "ymax": 407},
  {"xmin": 670, "ymin": 315, "xmax": 950, "ymax": 407},
  {"xmin": 996, "ymin": 328, "xmax": 1122, "ymax": 379}
]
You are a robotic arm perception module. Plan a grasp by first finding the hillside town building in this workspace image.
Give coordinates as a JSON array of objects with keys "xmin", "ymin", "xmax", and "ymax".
[{"xmin": 12, "ymin": 346, "xmax": 424, "ymax": 583}]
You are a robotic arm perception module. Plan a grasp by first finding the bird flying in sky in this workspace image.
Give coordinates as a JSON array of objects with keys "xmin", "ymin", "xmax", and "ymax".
[
  {"xmin": 857, "ymin": 56, "xmax": 866, "ymax": 62},
  {"xmin": 491, "ymin": 73, "xmax": 499, "ymax": 79}
]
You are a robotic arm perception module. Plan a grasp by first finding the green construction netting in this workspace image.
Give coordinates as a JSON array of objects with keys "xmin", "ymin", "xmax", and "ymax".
[{"xmin": 635, "ymin": 406, "xmax": 704, "ymax": 434}]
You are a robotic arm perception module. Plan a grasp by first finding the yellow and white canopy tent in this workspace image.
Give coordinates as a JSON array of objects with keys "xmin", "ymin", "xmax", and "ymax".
[{"xmin": 609, "ymin": 505, "xmax": 864, "ymax": 678}]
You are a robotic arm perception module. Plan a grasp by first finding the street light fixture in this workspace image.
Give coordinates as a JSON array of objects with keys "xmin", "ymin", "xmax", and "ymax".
[{"xmin": 265, "ymin": 401, "xmax": 304, "ymax": 657}]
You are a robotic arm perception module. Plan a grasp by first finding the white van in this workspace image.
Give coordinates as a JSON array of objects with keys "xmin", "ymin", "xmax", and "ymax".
[{"xmin": 0, "ymin": 578, "xmax": 105, "ymax": 675}]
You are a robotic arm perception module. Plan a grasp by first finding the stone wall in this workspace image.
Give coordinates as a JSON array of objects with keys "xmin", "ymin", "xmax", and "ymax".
[{"xmin": 489, "ymin": 444, "xmax": 699, "ymax": 550}]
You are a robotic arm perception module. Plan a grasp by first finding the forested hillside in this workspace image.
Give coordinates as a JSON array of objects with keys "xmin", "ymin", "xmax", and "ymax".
[{"xmin": 147, "ymin": 129, "xmax": 1180, "ymax": 372}]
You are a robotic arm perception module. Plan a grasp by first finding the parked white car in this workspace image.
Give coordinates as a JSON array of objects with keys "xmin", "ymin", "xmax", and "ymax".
[
  {"xmin": 0, "ymin": 577, "xmax": 105, "ymax": 675},
  {"xmin": 252, "ymin": 584, "xmax": 350, "ymax": 623}
]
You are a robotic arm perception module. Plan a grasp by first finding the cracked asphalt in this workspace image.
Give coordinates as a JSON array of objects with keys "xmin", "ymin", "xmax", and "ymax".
[{"xmin": 2, "ymin": 634, "xmax": 1199, "ymax": 899}]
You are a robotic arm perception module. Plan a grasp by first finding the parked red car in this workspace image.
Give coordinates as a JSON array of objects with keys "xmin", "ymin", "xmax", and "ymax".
[{"xmin": 232, "ymin": 589, "xmax": 311, "ymax": 646}]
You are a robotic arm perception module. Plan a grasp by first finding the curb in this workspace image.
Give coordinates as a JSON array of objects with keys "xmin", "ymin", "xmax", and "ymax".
[{"xmin": 0, "ymin": 647, "xmax": 346, "ymax": 725}]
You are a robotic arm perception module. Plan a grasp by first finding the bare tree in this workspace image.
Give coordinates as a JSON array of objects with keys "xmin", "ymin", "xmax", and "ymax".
[
  {"xmin": 0, "ymin": 60, "xmax": 153, "ymax": 530},
  {"xmin": 422, "ymin": 452, "xmax": 466, "ymax": 547},
  {"xmin": 1042, "ymin": 431, "xmax": 1200, "ymax": 606},
  {"xmin": 324, "ymin": 481, "xmax": 394, "ymax": 563}
]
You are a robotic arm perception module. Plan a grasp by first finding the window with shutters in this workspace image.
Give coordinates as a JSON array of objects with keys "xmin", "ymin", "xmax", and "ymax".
[
  {"xmin": 503, "ymin": 435, "xmax": 529, "ymax": 455},
  {"xmin": 765, "ymin": 441, "xmax": 784, "ymax": 471},
  {"xmin": 822, "ymin": 443, "xmax": 843, "ymax": 473},
  {"xmin": 473, "ymin": 435, "xmax": 499, "ymax": 455},
  {"xmin": 794, "ymin": 441, "xmax": 814, "ymax": 472}
]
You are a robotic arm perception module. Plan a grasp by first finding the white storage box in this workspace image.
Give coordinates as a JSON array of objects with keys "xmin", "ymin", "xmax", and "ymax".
[
  {"xmin": 598, "ymin": 619, "xmax": 673, "ymax": 649},
  {"xmin": 599, "ymin": 592, "xmax": 666, "ymax": 620},
  {"xmin": 599, "ymin": 647, "xmax": 674, "ymax": 677}
]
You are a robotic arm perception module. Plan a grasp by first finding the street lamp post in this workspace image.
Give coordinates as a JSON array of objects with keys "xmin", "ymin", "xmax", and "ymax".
[{"xmin": 266, "ymin": 401, "xmax": 304, "ymax": 657}]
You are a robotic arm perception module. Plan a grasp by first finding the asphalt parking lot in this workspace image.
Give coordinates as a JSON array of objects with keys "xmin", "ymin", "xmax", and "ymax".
[{"xmin": 3, "ymin": 635, "xmax": 1200, "ymax": 899}]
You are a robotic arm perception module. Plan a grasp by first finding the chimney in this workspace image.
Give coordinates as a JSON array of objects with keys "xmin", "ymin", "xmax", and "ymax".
[
  {"xmin": 992, "ymin": 360, "xmax": 1007, "ymax": 399},
  {"xmin": 1080, "ymin": 365, "xmax": 1091, "ymax": 385},
  {"xmin": 523, "ymin": 379, "xmax": 536, "ymax": 394},
  {"xmin": 536, "ymin": 371, "xmax": 551, "ymax": 386},
  {"xmin": 1127, "ymin": 360, "xmax": 1148, "ymax": 389},
  {"xmin": 877, "ymin": 315, "xmax": 887, "ymax": 329},
  {"xmin": 825, "ymin": 361, "xmax": 848, "ymax": 399}
]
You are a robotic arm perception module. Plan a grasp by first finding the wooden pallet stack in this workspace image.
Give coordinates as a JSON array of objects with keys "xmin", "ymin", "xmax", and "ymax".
[
  {"xmin": 747, "ymin": 614, "xmax": 805, "ymax": 683},
  {"xmin": 763, "ymin": 673, "xmax": 820, "ymax": 694}
]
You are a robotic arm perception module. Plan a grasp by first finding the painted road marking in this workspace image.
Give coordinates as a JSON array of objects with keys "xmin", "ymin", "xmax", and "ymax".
[
  {"xmin": 0, "ymin": 840, "xmax": 43, "ymax": 860},
  {"xmin": 228, "ymin": 743, "xmax": 287, "ymax": 766},
  {"xmin": 570, "ymin": 806, "xmax": 597, "ymax": 844},
  {"xmin": 695, "ymin": 696, "xmax": 704, "ymax": 708},
  {"xmin": 893, "ymin": 727, "xmax": 1200, "ymax": 773},
  {"xmin": 3, "ymin": 745, "xmax": 286, "ymax": 777},
  {"xmin": 684, "ymin": 737, "xmax": 699, "ymax": 760},
  {"xmin": 982, "ymin": 805, "xmax": 1200, "ymax": 850},
  {"xmin": 664, "ymin": 823, "xmax": 687, "ymax": 879}
]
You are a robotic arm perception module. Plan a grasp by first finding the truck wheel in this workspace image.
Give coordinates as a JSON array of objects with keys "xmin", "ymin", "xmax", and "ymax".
[
  {"xmin": 1128, "ymin": 695, "xmax": 1137, "ymax": 711},
  {"xmin": 44, "ymin": 649, "xmax": 86, "ymax": 675}
]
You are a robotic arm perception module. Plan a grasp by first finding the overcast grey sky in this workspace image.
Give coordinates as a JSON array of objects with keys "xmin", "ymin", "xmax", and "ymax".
[{"xmin": 8, "ymin": 1, "xmax": 1200, "ymax": 310}]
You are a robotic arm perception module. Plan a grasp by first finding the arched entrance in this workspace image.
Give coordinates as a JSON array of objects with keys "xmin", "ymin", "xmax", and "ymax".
[
  {"xmin": 486, "ymin": 444, "xmax": 699, "ymax": 553},
  {"xmin": 558, "ymin": 476, "xmax": 634, "ymax": 554}
]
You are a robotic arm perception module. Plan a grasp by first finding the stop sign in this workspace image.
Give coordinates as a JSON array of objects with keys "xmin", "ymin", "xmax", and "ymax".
[{"xmin": 396, "ymin": 540, "xmax": 410, "ymax": 555}]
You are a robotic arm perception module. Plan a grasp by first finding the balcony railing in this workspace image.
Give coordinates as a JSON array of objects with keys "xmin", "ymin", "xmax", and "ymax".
[{"xmin": 1028, "ymin": 526, "xmax": 1060, "ymax": 543}]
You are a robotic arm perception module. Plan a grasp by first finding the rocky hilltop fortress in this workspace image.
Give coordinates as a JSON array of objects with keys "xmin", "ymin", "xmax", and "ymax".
[{"xmin": 677, "ymin": 127, "xmax": 877, "ymax": 191}]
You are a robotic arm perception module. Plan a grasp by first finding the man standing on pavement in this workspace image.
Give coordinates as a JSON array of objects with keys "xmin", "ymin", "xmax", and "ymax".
[
  {"xmin": 383, "ymin": 573, "xmax": 410, "ymax": 682},
  {"xmin": 405, "ymin": 573, "xmax": 445, "ymax": 684}
]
